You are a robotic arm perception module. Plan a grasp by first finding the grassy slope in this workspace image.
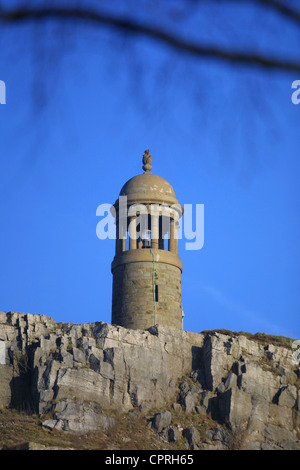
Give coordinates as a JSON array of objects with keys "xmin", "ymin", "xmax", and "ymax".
[{"xmin": 0, "ymin": 406, "xmax": 219, "ymax": 450}]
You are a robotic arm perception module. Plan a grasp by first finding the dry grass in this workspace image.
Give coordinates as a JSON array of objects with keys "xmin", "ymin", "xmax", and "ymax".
[
  {"xmin": 0, "ymin": 407, "xmax": 164, "ymax": 450},
  {"xmin": 201, "ymin": 329, "xmax": 294, "ymax": 350},
  {"xmin": 0, "ymin": 404, "xmax": 223, "ymax": 450}
]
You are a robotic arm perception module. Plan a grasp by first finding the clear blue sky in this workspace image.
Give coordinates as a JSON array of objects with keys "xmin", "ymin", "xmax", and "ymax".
[{"xmin": 0, "ymin": 1, "xmax": 299, "ymax": 338}]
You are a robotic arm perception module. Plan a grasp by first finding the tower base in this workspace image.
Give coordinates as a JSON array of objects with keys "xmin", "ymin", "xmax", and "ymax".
[{"xmin": 111, "ymin": 250, "xmax": 183, "ymax": 330}]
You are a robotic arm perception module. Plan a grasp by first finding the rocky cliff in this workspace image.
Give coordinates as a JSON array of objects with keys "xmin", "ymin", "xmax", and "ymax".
[{"xmin": 0, "ymin": 311, "xmax": 299, "ymax": 450}]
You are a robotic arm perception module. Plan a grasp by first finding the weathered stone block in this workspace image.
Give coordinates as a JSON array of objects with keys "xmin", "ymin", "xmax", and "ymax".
[
  {"xmin": 277, "ymin": 385, "xmax": 297, "ymax": 408},
  {"xmin": 183, "ymin": 426, "xmax": 200, "ymax": 445},
  {"xmin": 0, "ymin": 341, "xmax": 5, "ymax": 365},
  {"xmin": 152, "ymin": 410, "xmax": 172, "ymax": 433}
]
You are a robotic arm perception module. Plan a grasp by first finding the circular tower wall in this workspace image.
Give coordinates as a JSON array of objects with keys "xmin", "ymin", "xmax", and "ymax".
[{"xmin": 110, "ymin": 149, "xmax": 184, "ymax": 331}]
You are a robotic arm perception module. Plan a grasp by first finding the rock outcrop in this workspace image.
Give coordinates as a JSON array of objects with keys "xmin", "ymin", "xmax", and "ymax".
[{"xmin": 0, "ymin": 311, "xmax": 299, "ymax": 450}]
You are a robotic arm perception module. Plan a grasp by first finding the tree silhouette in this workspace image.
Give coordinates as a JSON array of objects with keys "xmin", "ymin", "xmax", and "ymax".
[{"xmin": 1, "ymin": 0, "xmax": 299, "ymax": 73}]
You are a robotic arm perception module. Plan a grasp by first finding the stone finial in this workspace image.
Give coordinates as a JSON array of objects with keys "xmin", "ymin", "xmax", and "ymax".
[{"xmin": 142, "ymin": 149, "xmax": 152, "ymax": 173}]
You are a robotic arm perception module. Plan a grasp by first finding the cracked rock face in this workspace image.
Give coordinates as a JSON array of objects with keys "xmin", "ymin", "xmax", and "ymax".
[
  {"xmin": 0, "ymin": 312, "xmax": 203, "ymax": 434},
  {"xmin": 0, "ymin": 312, "xmax": 299, "ymax": 449}
]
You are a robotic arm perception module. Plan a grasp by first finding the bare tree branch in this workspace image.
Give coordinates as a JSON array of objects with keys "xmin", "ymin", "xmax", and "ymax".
[
  {"xmin": 0, "ymin": 5, "xmax": 300, "ymax": 74},
  {"xmin": 251, "ymin": 0, "xmax": 300, "ymax": 27},
  {"xmin": 179, "ymin": 0, "xmax": 300, "ymax": 27}
]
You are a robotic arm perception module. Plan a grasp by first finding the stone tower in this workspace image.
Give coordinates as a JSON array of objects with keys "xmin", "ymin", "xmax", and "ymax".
[{"xmin": 111, "ymin": 150, "xmax": 184, "ymax": 330}]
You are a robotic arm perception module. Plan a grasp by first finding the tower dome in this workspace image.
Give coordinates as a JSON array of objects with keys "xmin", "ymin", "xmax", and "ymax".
[
  {"xmin": 115, "ymin": 148, "xmax": 183, "ymax": 210},
  {"xmin": 111, "ymin": 149, "xmax": 184, "ymax": 331},
  {"xmin": 119, "ymin": 173, "xmax": 179, "ymax": 206}
]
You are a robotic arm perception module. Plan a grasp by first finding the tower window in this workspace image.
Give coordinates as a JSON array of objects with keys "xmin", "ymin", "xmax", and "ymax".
[
  {"xmin": 142, "ymin": 229, "xmax": 151, "ymax": 248},
  {"xmin": 155, "ymin": 284, "xmax": 159, "ymax": 302}
]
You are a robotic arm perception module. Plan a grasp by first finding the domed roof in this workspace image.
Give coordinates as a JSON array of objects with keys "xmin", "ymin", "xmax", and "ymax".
[
  {"xmin": 119, "ymin": 172, "xmax": 179, "ymax": 205},
  {"xmin": 117, "ymin": 150, "xmax": 180, "ymax": 206}
]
